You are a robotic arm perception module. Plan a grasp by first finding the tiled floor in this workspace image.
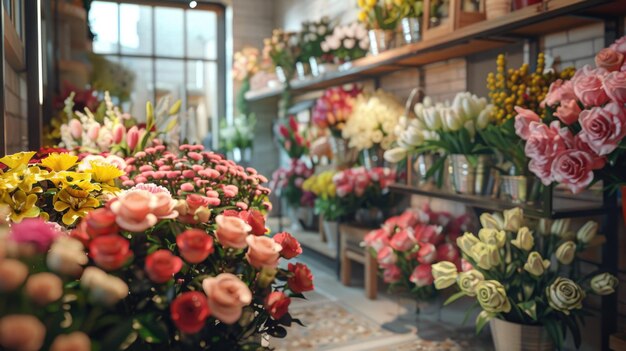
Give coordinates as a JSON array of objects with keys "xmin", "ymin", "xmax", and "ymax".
[{"xmin": 274, "ymin": 232, "xmax": 494, "ymax": 351}]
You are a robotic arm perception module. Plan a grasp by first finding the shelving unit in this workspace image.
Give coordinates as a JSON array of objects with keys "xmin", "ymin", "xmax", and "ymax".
[
  {"xmin": 246, "ymin": 0, "xmax": 626, "ymax": 102},
  {"xmin": 246, "ymin": 0, "xmax": 626, "ymax": 349}
]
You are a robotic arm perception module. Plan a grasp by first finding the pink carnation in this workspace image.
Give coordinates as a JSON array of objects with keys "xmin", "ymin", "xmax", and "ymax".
[{"xmin": 10, "ymin": 219, "xmax": 61, "ymax": 252}]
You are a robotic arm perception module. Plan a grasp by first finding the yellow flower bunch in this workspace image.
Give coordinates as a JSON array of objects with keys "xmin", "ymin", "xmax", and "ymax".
[
  {"xmin": 357, "ymin": 0, "xmax": 398, "ymax": 30},
  {"xmin": 486, "ymin": 53, "xmax": 575, "ymax": 122},
  {"xmin": 302, "ymin": 170, "xmax": 336, "ymax": 199},
  {"xmin": 0, "ymin": 152, "xmax": 123, "ymax": 226}
]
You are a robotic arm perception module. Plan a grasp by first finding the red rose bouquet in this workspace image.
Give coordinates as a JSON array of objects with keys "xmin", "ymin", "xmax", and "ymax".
[
  {"xmin": 515, "ymin": 35, "xmax": 626, "ymax": 193},
  {"xmin": 276, "ymin": 116, "xmax": 310, "ymax": 159},
  {"xmin": 0, "ymin": 144, "xmax": 314, "ymax": 350},
  {"xmin": 363, "ymin": 206, "xmax": 469, "ymax": 300}
]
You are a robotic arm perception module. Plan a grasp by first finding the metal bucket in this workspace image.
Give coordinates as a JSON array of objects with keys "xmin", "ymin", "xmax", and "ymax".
[
  {"xmin": 490, "ymin": 318, "xmax": 554, "ymax": 351},
  {"xmin": 500, "ymin": 175, "xmax": 538, "ymax": 204},
  {"xmin": 329, "ymin": 136, "xmax": 358, "ymax": 170},
  {"xmin": 368, "ymin": 29, "xmax": 395, "ymax": 55},
  {"xmin": 449, "ymin": 154, "xmax": 493, "ymax": 195},
  {"xmin": 401, "ymin": 17, "xmax": 421, "ymax": 44}
]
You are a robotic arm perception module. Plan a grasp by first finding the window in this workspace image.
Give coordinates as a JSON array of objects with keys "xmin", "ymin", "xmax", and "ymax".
[{"xmin": 89, "ymin": 1, "xmax": 224, "ymax": 144}]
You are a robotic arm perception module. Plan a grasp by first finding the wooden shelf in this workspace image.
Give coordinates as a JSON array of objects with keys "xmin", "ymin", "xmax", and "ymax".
[
  {"xmin": 246, "ymin": 0, "xmax": 626, "ymax": 102},
  {"xmin": 389, "ymin": 183, "xmax": 611, "ymax": 219}
]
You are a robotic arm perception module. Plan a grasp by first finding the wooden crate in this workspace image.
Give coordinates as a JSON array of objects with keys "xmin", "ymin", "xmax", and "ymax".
[{"xmin": 423, "ymin": 0, "xmax": 487, "ymax": 41}]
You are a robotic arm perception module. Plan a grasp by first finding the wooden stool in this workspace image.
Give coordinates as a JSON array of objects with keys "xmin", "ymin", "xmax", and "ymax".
[{"xmin": 339, "ymin": 223, "xmax": 378, "ymax": 300}]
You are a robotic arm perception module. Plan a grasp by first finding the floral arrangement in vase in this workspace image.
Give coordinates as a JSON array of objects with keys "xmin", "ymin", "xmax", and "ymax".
[
  {"xmin": 320, "ymin": 22, "xmax": 370, "ymax": 63},
  {"xmin": 431, "ymin": 207, "xmax": 617, "ymax": 349},
  {"xmin": 277, "ymin": 116, "xmax": 310, "ymax": 159},
  {"xmin": 0, "ymin": 145, "xmax": 314, "ymax": 350},
  {"xmin": 303, "ymin": 170, "xmax": 346, "ymax": 222},
  {"xmin": 60, "ymin": 92, "xmax": 180, "ymax": 156},
  {"xmin": 342, "ymin": 89, "xmax": 405, "ymax": 151},
  {"xmin": 363, "ymin": 206, "xmax": 469, "ymax": 300},
  {"xmin": 480, "ymin": 53, "xmax": 575, "ymax": 176},
  {"xmin": 220, "ymin": 115, "xmax": 256, "ymax": 162},
  {"xmin": 357, "ymin": 0, "xmax": 400, "ymax": 30},
  {"xmin": 232, "ymin": 46, "xmax": 261, "ymax": 118},
  {"xmin": 271, "ymin": 159, "xmax": 315, "ymax": 208},
  {"xmin": 299, "ymin": 17, "xmax": 334, "ymax": 64},
  {"xmin": 384, "ymin": 92, "xmax": 494, "ymax": 190},
  {"xmin": 332, "ymin": 166, "xmax": 399, "ymax": 225},
  {"xmin": 312, "ymin": 85, "xmax": 363, "ymax": 137},
  {"xmin": 0, "ymin": 151, "xmax": 123, "ymax": 226},
  {"xmin": 263, "ymin": 29, "xmax": 300, "ymax": 83},
  {"xmin": 515, "ymin": 35, "xmax": 626, "ymax": 193}
]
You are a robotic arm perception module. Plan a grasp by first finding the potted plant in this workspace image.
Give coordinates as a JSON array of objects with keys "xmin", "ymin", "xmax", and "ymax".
[
  {"xmin": 341, "ymin": 89, "xmax": 405, "ymax": 169},
  {"xmin": 515, "ymin": 35, "xmax": 626, "ymax": 196},
  {"xmin": 320, "ymin": 22, "xmax": 370, "ymax": 67},
  {"xmin": 363, "ymin": 206, "xmax": 470, "ymax": 311},
  {"xmin": 432, "ymin": 207, "xmax": 618, "ymax": 350},
  {"xmin": 357, "ymin": 0, "xmax": 400, "ymax": 55},
  {"xmin": 481, "ymin": 53, "xmax": 575, "ymax": 203}
]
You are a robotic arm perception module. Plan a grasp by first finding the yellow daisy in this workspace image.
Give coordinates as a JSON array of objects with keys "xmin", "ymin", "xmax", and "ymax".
[
  {"xmin": 40, "ymin": 153, "xmax": 78, "ymax": 171},
  {"xmin": 0, "ymin": 152, "xmax": 36, "ymax": 169},
  {"xmin": 87, "ymin": 161, "xmax": 125, "ymax": 185}
]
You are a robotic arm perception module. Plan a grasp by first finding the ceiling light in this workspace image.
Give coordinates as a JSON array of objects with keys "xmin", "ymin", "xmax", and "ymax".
[{"xmin": 189, "ymin": 1, "xmax": 197, "ymax": 8}]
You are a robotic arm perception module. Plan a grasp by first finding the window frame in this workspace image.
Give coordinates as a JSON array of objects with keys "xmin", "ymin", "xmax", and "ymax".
[{"xmin": 90, "ymin": 0, "xmax": 226, "ymax": 146}]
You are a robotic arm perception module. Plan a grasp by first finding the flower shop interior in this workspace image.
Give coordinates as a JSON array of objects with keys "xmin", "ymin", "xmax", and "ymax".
[{"xmin": 4, "ymin": 0, "xmax": 626, "ymax": 350}]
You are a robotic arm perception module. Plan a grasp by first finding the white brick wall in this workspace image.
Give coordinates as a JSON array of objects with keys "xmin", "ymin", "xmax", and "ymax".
[{"xmin": 543, "ymin": 22, "xmax": 604, "ymax": 69}]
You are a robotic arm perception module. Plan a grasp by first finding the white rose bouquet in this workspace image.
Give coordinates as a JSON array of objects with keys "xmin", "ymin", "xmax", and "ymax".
[
  {"xmin": 321, "ymin": 22, "xmax": 369, "ymax": 63},
  {"xmin": 298, "ymin": 17, "xmax": 334, "ymax": 64},
  {"xmin": 342, "ymin": 89, "xmax": 404, "ymax": 151},
  {"xmin": 431, "ymin": 207, "xmax": 618, "ymax": 349}
]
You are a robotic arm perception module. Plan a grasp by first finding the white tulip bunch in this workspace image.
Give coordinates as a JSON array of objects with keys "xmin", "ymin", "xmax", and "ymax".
[
  {"xmin": 341, "ymin": 90, "xmax": 404, "ymax": 151},
  {"xmin": 384, "ymin": 92, "xmax": 495, "ymax": 163}
]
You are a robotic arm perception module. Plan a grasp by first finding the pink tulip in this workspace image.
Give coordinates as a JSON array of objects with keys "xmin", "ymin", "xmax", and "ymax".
[
  {"xmin": 112, "ymin": 124, "xmax": 126, "ymax": 144},
  {"xmin": 127, "ymin": 126, "xmax": 140, "ymax": 151}
]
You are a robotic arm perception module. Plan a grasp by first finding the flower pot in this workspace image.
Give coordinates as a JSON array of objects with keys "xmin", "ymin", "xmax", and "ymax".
[
  {"xmin": 309, "ymin": 57, "xmax": 338, "ymax": 77},
  {"xmin": 322, "ymin": 220, "xmax": 339, "ymax": 250},
  {"xmin": 499, "ymin": 175, "xmax": 539, "ymax": 204},
  {"xmin": 512, "ymin": 0, "xmax": 541, "ymax": 10},
  {"xmin": 401, "ymin": 17, "xmax": 421, "ymax": 44},
  {"xmin": 490, "ymin": 319, "xmax": 553, "ymax": 351},
  {"xmin": 286, "ymin": 206, "xmax": 303, "ymax": 232},
  {"xmin": 295, "ymin": 61, "xmax": 309, "ymax": 80},
  {"xmin": 329, "ymin": 135, "xmax": 358, "ymax": 170},
  {"xmin": 368, "ymin": 29, "xmax": 395, "ymax": 55},
  {"xmin": 449, "ymin": 154, "xmax": 494, "ymax": 195},
  {"xmin": 275, "ymin": 66, "xmax": 288, "ymax": 83},
  {"xmin": 486, "ymin": 0, "xmax": 511, "ymax": 19},
  {"xmin": 298, "ymin": 206, "xmax": 317, "ymax": 230},
  {"xmin": 361, "ymin": 147, "xmax": 385, "ymax": 170},
  {"xmin": 354, "ymin": 208, "xmax": 385, "ymax": 228}
]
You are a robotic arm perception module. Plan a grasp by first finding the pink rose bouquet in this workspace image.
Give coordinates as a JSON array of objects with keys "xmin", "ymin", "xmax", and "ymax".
[
  {"xmin": 516, "ymin": 35, "xmax": 626, "ymax": 193},
  {"xmin": 333, "ymin": 166, "xmax": 398, "ymax": 214},
  {"xmin": 363, "ymin": 205, "xmax": 470, "ymax": 300}
]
